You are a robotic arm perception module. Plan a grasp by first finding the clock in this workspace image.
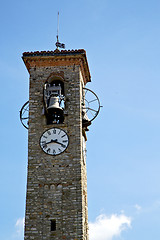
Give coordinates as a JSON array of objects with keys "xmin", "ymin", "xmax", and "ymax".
[{"xmin": 40, "ymin": 127, "xmax": 69, "ymax": 155}]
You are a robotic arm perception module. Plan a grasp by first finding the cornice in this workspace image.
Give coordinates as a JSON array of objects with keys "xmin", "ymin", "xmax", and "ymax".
[{"xmin": 22, "ymin": 49, "xmax": 91, "ymax": 84}]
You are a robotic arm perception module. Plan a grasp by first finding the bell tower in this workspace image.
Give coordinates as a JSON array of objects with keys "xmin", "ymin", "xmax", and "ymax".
[{"xmin": 21, "ymin": 49, "xmax": 100, "ymax": 240}]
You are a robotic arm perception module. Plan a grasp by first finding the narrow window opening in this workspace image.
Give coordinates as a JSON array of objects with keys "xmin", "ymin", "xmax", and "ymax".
[
  {"xmin": 51, "ymin": 219, "xmax": 56, "ymax": 231},
  {"xmin": 44, "ymin": 80, "xmax": 65, "ymax": 125}
]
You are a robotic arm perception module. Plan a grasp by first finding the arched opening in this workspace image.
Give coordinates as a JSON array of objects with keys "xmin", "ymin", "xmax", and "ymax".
[{"xmin": 43, "ymin": 76, "xmax": 65, "ymax": 124}]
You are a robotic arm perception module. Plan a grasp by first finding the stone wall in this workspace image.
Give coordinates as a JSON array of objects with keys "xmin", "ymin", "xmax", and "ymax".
[{"xmin": 24, "ymin": 58, "xmax": 89, "ymax": 240}]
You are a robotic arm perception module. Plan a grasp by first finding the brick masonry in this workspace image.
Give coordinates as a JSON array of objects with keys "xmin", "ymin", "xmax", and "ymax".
[{"xmin": 23, "ymin": 50, "xmax": 90, "ymax": 240}]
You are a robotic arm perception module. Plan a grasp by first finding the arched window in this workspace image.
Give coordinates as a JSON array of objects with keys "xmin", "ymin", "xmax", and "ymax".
[{"xmin": 43, "ymin": 76, "xmax": 65, "ymax": 124}]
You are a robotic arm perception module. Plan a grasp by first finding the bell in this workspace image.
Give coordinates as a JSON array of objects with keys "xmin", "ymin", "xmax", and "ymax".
[
  {"xmin": 47, "ymin": 96, "xmax": 63, "ymax": 111},
  {"xmin": 47, "ymin": 96, "xmax": 64, "ymax": 124}
]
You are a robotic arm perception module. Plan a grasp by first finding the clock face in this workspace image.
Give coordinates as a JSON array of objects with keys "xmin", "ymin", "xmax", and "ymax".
[{"xmin": 40, "ymin": 128, "xmax": 69, "ymax": 155}]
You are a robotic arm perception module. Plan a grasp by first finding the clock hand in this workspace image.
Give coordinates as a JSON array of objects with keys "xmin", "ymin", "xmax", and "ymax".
[
  {"xmin": 45, "ymin": 139, "xmax": 58, "ymax": 144},
  {"xmin": 50, "ymin": 139, "xmax": 65, "ymax": 147},
  {"xmin": 44, "ymin": 139, "xmax": 66, "ymax": 148},
  {"xmin": 54, "ymin": 141, "xmax": 66, "ymax": 148}
]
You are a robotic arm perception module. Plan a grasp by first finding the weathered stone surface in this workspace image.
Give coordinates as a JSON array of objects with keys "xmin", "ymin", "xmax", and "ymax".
[{"xmin": 23, "ymin": 51, "xmax": 89, "ymax": 240}]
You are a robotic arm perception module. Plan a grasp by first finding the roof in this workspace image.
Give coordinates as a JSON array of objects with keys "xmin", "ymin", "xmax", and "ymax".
[
  {"xmin": 22, "ymin": 49, "xmax": 91, "ymax": 83},
  {"xmin": 23, "ymin": 49, "xmax": 86, "ymax": 57}
]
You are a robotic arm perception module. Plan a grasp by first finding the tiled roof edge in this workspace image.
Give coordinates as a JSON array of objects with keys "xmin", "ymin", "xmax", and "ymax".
[{"xmin": 23, "ymin": 49, "xmax": 86, "ymax": 57}]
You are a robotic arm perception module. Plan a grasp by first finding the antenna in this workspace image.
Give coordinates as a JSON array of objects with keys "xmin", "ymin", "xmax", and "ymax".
[
  {"xmin": 55, "ymin": 12, "xmax": 65, "ymax": 49},
  {"xmin": 56, "ymin": 11, "xmax": 59, "ymax": 44}
]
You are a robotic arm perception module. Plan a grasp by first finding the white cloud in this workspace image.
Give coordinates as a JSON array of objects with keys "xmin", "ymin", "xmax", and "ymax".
[
  {"xmin": 89, "ymin": 213, "xmax": 131, "ymax": 240},
  {"xmin": 15, "ymin": 217, "xmax": 24, "ymax": 237}
]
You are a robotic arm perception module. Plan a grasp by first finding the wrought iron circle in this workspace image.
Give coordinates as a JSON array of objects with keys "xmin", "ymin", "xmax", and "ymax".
[
  {"xmin": 20, "ymin": 101, "xmax": 29, "ymax": 129},
  {"xmin": 82, "ymin": 88, "xmax": 100, "ymax": 122}
]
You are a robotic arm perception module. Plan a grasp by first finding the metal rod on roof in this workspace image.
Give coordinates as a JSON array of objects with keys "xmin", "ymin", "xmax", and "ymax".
[
  {"xmin": 56, "ymin": 11, "xmax": 59, "ymax": 44},
  {"xmin": 55, "ymin": 11, "xmax": 65, "ymax": 49}
]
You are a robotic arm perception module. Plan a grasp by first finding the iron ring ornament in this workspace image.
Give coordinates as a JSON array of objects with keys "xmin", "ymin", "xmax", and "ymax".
[
  {"xmin": 20, "ymin": 101, "xmax": 29, "ymax": 129},
  {"xmin": 82, "ymin": 88, "xmax": 101, "ymax": 123}
]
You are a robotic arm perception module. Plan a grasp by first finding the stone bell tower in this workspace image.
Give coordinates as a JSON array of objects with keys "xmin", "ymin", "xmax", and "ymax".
[{"xmin": 21, "ymin": 48, "xmax": 100, "ymax": 240}]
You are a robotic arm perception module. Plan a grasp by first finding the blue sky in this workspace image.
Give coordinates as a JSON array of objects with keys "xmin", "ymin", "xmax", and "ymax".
[{"xmin": 1, "ymin": 0, "xmax": 160, "ymax": 239}]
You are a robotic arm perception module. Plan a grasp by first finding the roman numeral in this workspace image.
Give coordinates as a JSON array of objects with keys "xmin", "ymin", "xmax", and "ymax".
[
  {"xmin": 42, "ymin": 144, "xmax": 47, "ymax": 149},
  {"xmin": 53, "ymin": 129, "xmax": 56, "ymax": 134},
  {"xmin": 58, "ymin": 130, "xmax": 61, "ymax": 135},
  {"xmin": 53, "ymin": 149, "xmax": 56, "ymax": 155},
  {"xmin": 47, "ymin": 148, "xmax": 51, "ymax": 153}
]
